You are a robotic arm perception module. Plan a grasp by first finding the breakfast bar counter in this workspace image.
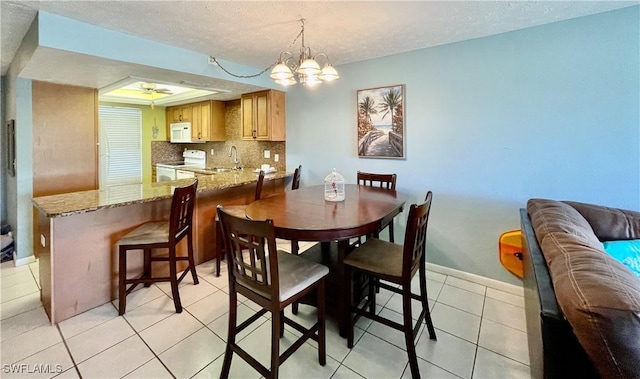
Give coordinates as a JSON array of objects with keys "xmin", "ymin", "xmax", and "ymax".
[
  {"xmin": 32, "ymin": 171, "xmax": 290, "ymax": 324},
  {"xmin": 33, "ymin": 171, "xmax": 290, "ymax": 217}
]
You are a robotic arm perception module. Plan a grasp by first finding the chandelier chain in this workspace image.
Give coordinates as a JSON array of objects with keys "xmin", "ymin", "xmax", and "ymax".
[
  {"xmin": 210, "ymin": 57, "xmax": 276, "ymax": 79},
  {"xmin": 210, "ymin": 19, "xmax": 306, "ymax": 79},
  {"xmin": 286, "ymin": 19, "xmax": 305, "ymax": 51}
]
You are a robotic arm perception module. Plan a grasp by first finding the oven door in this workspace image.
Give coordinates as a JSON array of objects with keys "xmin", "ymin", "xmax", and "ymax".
[{"xmin": 156, "ymin": 166, "xmax": 176, "ymax": 182}]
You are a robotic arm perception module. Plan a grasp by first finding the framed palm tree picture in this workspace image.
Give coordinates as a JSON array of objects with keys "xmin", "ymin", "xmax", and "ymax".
[{"xmin": 357, "ymin": 84, "xmax": 405, "ymax": 159}]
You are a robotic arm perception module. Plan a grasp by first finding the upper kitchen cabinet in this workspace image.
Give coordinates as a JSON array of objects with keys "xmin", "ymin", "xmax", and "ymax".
[
  {"xmin": 166, "ymin": 100, "xmax": 225, "ymax": 142},
  {"xmin": 167, "ymin": 104, "xmax": 191, "ymax": 124},
  {"xmin": 241, "ymin": 90, "xmax": 285, "ymax": 141},
  {"xmin": 191, "ymin": 100, "xmax": 225, "ymax": 142},
  {"xmin": 165, "ymin": 104, "xmax": 191, "ymax": 140}
]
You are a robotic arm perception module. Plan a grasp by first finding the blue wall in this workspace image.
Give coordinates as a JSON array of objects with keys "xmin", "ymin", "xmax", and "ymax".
[{"xmin": 286, "ymin": 7, "xmax": 640, "ymax": 285}]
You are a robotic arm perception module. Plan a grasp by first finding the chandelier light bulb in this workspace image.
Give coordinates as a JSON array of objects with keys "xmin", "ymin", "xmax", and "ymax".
[
  {"xmin": 318, "ymin": 64, "xmax": 340, "ymax": 82},
  {"xmin": 275, "ymin": 77, "xmax": 297, "ymax": 86},
  {"xmin": 269, "ymin": 63, "xmax": 294, "ymax": 80},
  {"xmin": 302, "ymin": 74, "xmax": 322, "ymax": 87},
  {"xmin": 297, "ymin": 58, "xmax": 322, "ymax": 76}
]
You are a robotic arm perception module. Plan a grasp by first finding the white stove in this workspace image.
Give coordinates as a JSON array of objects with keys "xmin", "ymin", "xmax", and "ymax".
[{"xmin": 156, "ymin": 150, "xmax": 206, "ymax": 182}]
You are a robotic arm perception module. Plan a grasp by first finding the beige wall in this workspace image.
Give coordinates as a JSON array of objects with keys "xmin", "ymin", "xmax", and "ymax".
[{"xmin": 32, "ymin": 81, "xmax": 98, "ymax": 197}]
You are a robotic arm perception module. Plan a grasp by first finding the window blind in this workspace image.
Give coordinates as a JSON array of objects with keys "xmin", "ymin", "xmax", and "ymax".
[{"xmin": 98, "ymin": 106, "xmax": 142, "ymax": 188}]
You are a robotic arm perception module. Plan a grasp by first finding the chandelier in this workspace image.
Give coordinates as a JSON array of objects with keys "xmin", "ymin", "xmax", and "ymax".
[
  {"xmin": 209, "ymin": 19, "xmax": 339, "ymax": 88},
  {"xmin": 269, "ymin": 19, "xmax": 340, "ymax": 87}
]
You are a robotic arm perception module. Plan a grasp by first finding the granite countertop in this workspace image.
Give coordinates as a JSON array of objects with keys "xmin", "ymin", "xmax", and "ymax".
[{"xmin": 33, "ymin": 170, "xmax": 291, "ymax": 218}]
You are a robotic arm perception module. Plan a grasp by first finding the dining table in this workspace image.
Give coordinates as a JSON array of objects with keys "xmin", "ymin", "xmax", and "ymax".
[{"xmin": 244, "ymin": 184, "xmax": 407, "ymax": 336}]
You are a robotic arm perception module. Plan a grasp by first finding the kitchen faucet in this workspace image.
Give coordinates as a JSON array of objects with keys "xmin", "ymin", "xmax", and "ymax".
[{"xmin": 228, "ymin": 145, "xmax": 240, "ymax": 170}]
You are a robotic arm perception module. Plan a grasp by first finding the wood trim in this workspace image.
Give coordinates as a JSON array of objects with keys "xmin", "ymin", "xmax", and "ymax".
[{"xmin": 93, "ymin": 90, "xmax": 99, "ymax": 189}]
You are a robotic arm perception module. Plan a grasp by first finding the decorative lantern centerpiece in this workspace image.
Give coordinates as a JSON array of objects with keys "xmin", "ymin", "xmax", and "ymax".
[{"xmin": 324, "ymin": 168, "xmax": 345, "ymax": 202}]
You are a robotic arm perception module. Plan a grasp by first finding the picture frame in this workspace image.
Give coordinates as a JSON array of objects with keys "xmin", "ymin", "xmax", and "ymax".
[
  {"xmin": 6, "ymin": 120, "xmax": 15, "ymax": 177},
  {"xmin": 357, "ymin": 84, "xmax": 405, "ymax": 159}
]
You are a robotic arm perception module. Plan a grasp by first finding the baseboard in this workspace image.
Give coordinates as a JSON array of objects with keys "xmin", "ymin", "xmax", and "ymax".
[
  {"xmin": 426, "ymin": 262, "xmax": 524, "ymax": 296},
  {"xmin": 13, "ymin": 253, "xmax": 36, "ymax": 267}
]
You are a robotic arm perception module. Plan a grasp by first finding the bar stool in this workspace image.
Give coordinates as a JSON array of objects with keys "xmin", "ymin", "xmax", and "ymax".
[
  {"xmin": 117, "ymin": 179, "xmax": 199, "ymax": 315},
  {"xmin": 214, "ymin": 170, "xmax": 265, "ymax": 276},
  {"xmin": 217, "ymin": 205, "xmax": 329, "ymax": 379},
  {"xmin": 344, "ymin": 191, "xmax": 437, "ymax": 379}
]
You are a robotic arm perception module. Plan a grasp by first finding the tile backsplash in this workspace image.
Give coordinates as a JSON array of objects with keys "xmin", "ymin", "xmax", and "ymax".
[
  {"xmin": 151, "ymin": 100, "xmax": 287, "ymax": 171},
  {"xmin": 151, "ymin": 141, "xmax": 183, "ymax": 164}
]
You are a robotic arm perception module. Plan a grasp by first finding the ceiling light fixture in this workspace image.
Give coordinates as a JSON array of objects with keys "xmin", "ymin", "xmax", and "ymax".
[{"xmin": 210, "ymin": 19, "xmax": 339, "ymax": 88}]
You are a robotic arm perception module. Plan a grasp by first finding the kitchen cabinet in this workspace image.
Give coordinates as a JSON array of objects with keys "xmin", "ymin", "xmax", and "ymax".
[
  {"xmin": 167, "ymin": 105, "xmax": 191, "ymax": 123},
  {"xmin": 241, "ymin": 90, "xmax": 285, "ymax": 141},
  {"xmin": 191, "ymin": 100, "xmax": 225, "ymax": 142},
  {"xmin": 165, "ymin": 105, "xmax": 191, "ymax": 141},
  {"xmin": 166, "ymin": 101, "xmax": 225, "ymax": 142}
]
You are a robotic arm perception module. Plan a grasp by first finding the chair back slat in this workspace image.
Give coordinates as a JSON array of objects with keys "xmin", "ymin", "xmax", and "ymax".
[
  {"xmin": 217, "ymin": 206, "xmax": 279, "ymax": 300},
  {"xmin": 169, "ymin": 180, "xmax": 198, "ymax": 242},
  {"xmin": 231, "ymin": 235, "xmax": 267, "ymax": 283},
  {"xmin": 292, "ymin": 165, "xmax": 302, "ymax": 190},
  {"xmin": 254, "ymin": 170, "xmax": 265, "ymax": 201},
  {"xmin": 357, "ymin": 171, "xmax": 397, "ymax": 190},
  {"xmin": 403, "ymin": 191, "xmax": 433, "ymax": 277}
]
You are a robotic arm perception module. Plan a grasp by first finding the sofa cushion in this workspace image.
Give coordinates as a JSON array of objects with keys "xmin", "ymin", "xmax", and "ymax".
[
  {"xmin": 565, "ymin": 201, "xmax": 640, "ymax": 242},
  {"xmin": 527, "ymin": 199, "xmax": 640, "ymax": 379},
  {"xmin": 527, "ymin": 198, "xmax": 602, "ymax": 250}
]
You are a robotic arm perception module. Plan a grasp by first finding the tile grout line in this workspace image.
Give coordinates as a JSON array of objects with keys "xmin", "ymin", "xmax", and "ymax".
[
  {"xmin": 1, "ymin": 260, "xmax": 530, "ymax": 378},
  {"xmin": 55, "ymin": 323, "xmax": 82, "ymax": 378},
  {"xmin": 469, "ymin": 292, "xmax": 488, "ymax": 379},
  {"xmin": 118, "ymin": 298, "xmax": 179, "ymax": 379}
]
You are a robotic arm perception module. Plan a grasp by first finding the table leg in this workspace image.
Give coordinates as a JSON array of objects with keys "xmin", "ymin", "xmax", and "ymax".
[
  {"xmin": 337, "ymin": 239, "xmax": 349, "ymax": 337},
  {"xmin": 295, "ymin": 240, "xmax": 354, "ymax": 338}
]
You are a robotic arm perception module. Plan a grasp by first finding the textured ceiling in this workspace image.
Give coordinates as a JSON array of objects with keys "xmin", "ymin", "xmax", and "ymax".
[{"xmin": 1, "ymin": 1, "xmax": 637, "ymax": 101}]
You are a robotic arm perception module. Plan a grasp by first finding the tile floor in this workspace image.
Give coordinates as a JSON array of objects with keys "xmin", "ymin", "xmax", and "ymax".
[{"xmin": 1, "ymin": 242, "xmax": 531, "ymax": 379}]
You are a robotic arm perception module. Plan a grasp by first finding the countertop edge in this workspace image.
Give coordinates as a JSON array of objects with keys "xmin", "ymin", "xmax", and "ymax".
[{"xmin": 33, "ymin": 171, "xmax": 292, "ymax": 218}]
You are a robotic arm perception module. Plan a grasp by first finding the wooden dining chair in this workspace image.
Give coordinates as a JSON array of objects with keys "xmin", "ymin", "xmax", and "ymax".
[
  {"xmin": 217, "ymin": 206, "xmax": 329, "ymax": 379},
  {"xmin": 291, "ymin": 164, "xmax": 302, "ymax": 190},
  {"xmin": 288, "ymin": 164, "xmax": 303, "ymax": 253},
  {"xmin": 343, "ymin": 191, "xmax": 437, "ymax": 379},
  {"xmin": 214, "ymin": 170, "xmax": 265, "ymax": 276},
  {"xmin": 289, "ymin": 164, "xmax": 303, "ymax": 315},
  {"xmin": 356, "ymin": 171, "xmax": 397, "ymax": 243},
  {"xmin": 117, "ymin": 179, "xmax": 199, "ymax": 315}
]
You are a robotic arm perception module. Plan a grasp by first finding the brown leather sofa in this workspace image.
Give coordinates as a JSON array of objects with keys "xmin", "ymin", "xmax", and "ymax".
[{"xmin": 521, "ymin": 199, "xmax": 640, "ymax": 379}]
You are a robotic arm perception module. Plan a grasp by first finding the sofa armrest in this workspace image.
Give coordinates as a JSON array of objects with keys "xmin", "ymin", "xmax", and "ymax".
[
  {"xmin": 521, "ymin": 209, "xmax": 562, "ymax": 320},
  {"xmin": 520, "ymin": 209, "xmax": 598, "ymax": 379}
]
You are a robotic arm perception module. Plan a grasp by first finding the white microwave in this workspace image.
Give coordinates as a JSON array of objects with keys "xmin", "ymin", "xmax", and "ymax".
[{"xmin": 170, "ymin": 122, "xmax": 193, "ymax": 143}]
